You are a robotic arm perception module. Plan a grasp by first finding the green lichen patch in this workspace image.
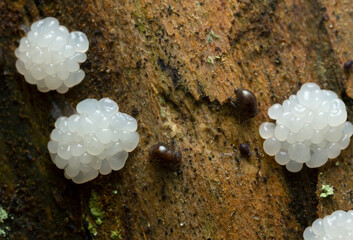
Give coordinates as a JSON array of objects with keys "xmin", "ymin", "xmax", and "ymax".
[
  {"xmin": 0, "ymin": 228, "xmax": 6, "ymax": 237},
  {"xmin": 87, "ymin": 221, "xmax": 98, "ymax": 237},
  {"xmin": 207, "ymin": 31, "xmax": 220, "ymax": 43},
  {"xmin": 0, "ymin": 206, "xmax": 8, "ymax": 223},
  {"xmin": 86, "ymin": 191, "xmax": 106, "ymax": 237},
  {"xmin": 110, "ymin": 230, "xmax": 122, "ymax": 240},
  {"xmin": 320, "ymin": 185, "xmax": 334, "ymax": 198},
  {"xmin": 206, "ymin": 55, "xmax": 221, "ymax": 64},
  {"xmin": 136, "ymin": 19, "xmax": 145, "ymax": 33},
  {"xmin": 95, "ymin": 218, "xmax": 102, "ymax": 225},
  {"xmin": 89, "ymin": 191, "xmax": 104, "ymax": 219}
]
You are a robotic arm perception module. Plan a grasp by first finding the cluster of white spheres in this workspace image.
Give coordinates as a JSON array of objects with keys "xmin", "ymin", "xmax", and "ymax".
[
  {"xmin": 47, "ymin": 98, "xmax": 139, "ymax": 184},
  {"xmin": 15, "ymin": 17, "xmax": 89, "ymax": 93},
  {"xmin": 259, "ymin": 82, "xmax": 353, "ymax": 172},
  {"xmin": 303, "ymin": 210, "xmax": 353, "ymax": 240}
]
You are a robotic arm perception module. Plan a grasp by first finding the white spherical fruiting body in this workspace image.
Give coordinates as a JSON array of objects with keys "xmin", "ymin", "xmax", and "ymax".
[
  {"xmin": 48, "ymin": 98, "xmax": 139, "ymax": 183},
  {"xmin": 303, "ymin": 210, "xmax": 353, "ymax": 240},
  {"xmin": 15, "ymin": 17, "xmax": 89, "ymax": 93},
  {"xmin": 260, "ymin": 83, "xmax": 353, "ymax": 172}
]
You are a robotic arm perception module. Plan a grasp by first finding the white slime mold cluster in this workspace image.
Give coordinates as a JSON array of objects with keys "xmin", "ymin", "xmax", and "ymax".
[
  {"xmin": 259, "ymin": 83, "xmax": 353, "ymax": 172},
  {"xmin": 47, "ymin": 98, "xmax": 139, "ymax": 183},
  {"xmin": 15, "ymin": 17, "xmax": 89, "ymax": 93},
  {"xmin": 303, "ymin": 210, "xmax": 353, "ymax": 239}
]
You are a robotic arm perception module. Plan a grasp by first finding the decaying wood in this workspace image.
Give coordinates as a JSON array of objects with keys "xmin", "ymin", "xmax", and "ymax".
[{"xmin": 0, "ymin": 0, "xmax": 353, "ymax": 239}]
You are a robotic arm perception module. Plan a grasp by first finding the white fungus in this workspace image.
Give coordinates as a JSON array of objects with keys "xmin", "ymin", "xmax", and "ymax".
[
  {"xmin": 48, "ymin": 98, "xmax": 139, "ymax": 183},
  {"xmin": 15, "ymin": 17, "xmax": 89, "ymax": 93},
  {"xmin": 259, "ymin": 83, "xmax": 353, "ymax": 172},
  {"xmin": 303, "ymin": 210, "xmax": 353, "ymax": 240}
]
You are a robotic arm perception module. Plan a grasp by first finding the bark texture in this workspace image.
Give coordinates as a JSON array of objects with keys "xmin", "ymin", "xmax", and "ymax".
[{"xmin": 1, "ymin": 0, "xmax": 353, "ymax": 239}]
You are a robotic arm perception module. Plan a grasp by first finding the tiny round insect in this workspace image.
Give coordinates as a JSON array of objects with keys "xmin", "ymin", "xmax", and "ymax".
[
  {"xmin": 238, "ymin": 143, "xmax": 251, "ymax": 157},
  {"xmin": 148, "ymin": 142, "xmax": 181, "ymax": 166},
  {"xmin": 343, "ymin": 60, "xmax": 353, "ymax": 70},
  {"xmin": 234, "ymin": 88, "xmax": 258, "ymax": 118}
]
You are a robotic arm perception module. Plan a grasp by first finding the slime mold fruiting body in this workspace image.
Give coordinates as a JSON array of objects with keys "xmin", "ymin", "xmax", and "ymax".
[
  {"xmin": 48, "ymin": 98, "xmax": 139, "ymax": 183},
  {"xmin": 260, "ymin": 83, "xmax": 353, "ymax": 172},
  {"xmin": 303, "ymin": 210, "xmax": 353, "ymax": 240},
  {"xmin": 15, "ymin": 17, "xmax": 89, "ymax": 93}
]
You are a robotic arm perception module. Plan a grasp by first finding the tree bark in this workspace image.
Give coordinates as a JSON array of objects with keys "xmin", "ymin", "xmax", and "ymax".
[{"xmin": 1, "ymin": 0, "xmax": 353, "ymax": 239}]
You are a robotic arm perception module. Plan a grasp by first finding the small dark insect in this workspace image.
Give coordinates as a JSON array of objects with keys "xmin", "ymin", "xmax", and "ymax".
[
  {"xmin": 239, "ymin": 143, "xmax": 251, "ymax": 158},
  {"xmin": 131, "ymin": 107, "xmax": 139, "ymax": 117},
  {"xmin": 343, "ymin": 60, "xmax": 353, "ymax": 70},
  {"xmin": 234, "ymin": 88, "xmax": 258, "ymax": 119},
  {"xmin": 149, "ymin": 142, "xmax": 181, "ymax": 167}
]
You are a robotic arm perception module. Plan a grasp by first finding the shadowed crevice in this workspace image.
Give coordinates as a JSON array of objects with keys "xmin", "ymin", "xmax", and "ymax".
[{"xmin": 284, "ymin": 167, "xmax": 319, "ymax": 232}]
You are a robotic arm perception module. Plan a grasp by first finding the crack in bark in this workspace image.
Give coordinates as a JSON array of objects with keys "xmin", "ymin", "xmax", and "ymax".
[{"xmin": 157, "ymin": 57, "xmax": 181, "ymax": 87}]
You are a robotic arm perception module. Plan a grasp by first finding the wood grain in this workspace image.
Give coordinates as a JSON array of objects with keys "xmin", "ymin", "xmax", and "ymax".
[{"xmin": 0, "ymin": 0, "xmax": 352, "ymax": 239}]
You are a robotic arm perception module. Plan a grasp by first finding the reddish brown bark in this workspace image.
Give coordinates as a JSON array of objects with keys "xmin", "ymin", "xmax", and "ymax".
[{"xmin": 1, "ymin": 0, "xmax": 353, "ymax": 239}]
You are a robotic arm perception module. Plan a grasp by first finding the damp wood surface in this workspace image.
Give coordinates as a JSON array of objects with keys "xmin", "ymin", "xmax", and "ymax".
[{"xmin": 0, "ymin": 0, "xmax": 353, "ymax": 239}]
